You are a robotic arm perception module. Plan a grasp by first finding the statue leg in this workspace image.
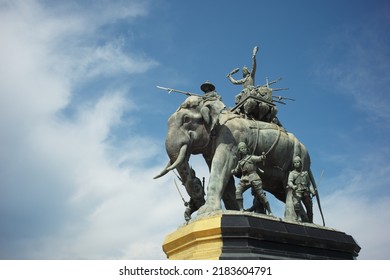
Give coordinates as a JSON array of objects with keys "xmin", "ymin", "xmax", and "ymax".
[
  {"xmin": 184, "ymin": 200, "xmax": 194, "ymax": 221},
  {"xmin": 292, "ymin": 193, "xmax": 302, "ymax": 222},
  {"xmin": 284, "ymin": 187, "xmax": 297, "ymax": 221},
  {"xmin": 235, "ymin": 181, "xmax": 249, "ymax": 211},
  {"xmin": 252, "ymin": 180, "xmax": 273, "ymax": 215},
  {"xmin": 198, "ymin": 144, "xmax": 236, "ymax": 215},
  {"xmin": 302, "ymin": 193, "xmax": 313, "ymax": 223},
  {"xmin": 222, "ymin": 177, "xmax": 239, "ymax": 210},
  {"xmin": 184, "ymin": 206, "xmax": 192, "ymax": 221}
]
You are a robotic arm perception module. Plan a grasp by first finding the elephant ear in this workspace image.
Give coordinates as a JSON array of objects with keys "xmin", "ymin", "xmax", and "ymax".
[
  {"xmin": 200, "ymin": 106, "xmax": 210, "ymax": 124},
  {"xmin": 200, "ymin": 100, "xmax": 225, "ymax": 132}
]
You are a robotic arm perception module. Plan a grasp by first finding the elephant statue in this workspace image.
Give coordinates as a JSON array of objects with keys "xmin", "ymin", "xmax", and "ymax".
[{"xmin": 154, "ymin": 95, "xmax": 316, "ymax": 219}]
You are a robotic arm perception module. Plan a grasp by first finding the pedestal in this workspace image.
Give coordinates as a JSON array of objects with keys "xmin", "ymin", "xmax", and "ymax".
[{"xmin": 162, "ymin": 211, "xmax": 361, "ymax": 260}]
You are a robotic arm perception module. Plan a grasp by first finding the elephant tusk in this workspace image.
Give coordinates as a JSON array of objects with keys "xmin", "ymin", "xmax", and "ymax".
[
  {"xmin": 153, "ymin": 144, "xmax": 188, "ymax": 179},
  {"xmin": 153, "ymin": 161, "xmax": 172, "ymax": 179},
  {"xmin": 166, "ymin": 144, "xmax": 188, "ymax": 172}
]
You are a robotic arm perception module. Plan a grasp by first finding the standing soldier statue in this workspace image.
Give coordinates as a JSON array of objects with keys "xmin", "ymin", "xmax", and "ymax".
[
  {"xmin": 231, "ymin": 142, "xmax": 273, "ymax": 215},
  {"xmin": 287, "ymin": 156, "xmax": 316, "ymax": 222}
]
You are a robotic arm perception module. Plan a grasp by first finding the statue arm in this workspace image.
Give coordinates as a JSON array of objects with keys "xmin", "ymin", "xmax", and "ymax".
[
  {"xmin": 287, "ymin": 172, "xmax": 296, "ymax": 189},
  {"xmin": 302, "ymin": 171, "xmax": 315, "ymax": 195},
  {"xmin": 308, "ymin": 179, "xmax": 316, "ymax": 196},
  {"xmin": 231, "ymin": 163, "xmax": 240, "ymax": 176},
  {"xmin": 251, "ymin": 46, "xmax": 259, "ymax": 79},
  {"xmin": 227, "ymin": 74, "xmax": 246, "ymax": 85},
  {"xmin": 252, "ymin": 154, "xmax": 265, "ymax": 163}
]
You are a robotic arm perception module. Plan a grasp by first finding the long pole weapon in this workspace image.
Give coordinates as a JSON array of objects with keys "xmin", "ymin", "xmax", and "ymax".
[
  {"xmin": 174, "ymin": 178, "xmax": 188, "ymax": 207},
  {"xmin": 309, "ymin": 169, "xmax": 325, "ymax": 226},
  {"xmin": 156, "ymin": 86, "xmax": 205, "ymax": 98}
]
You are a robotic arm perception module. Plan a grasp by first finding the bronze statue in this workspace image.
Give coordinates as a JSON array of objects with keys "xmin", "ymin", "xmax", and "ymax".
[
  {"xmin": 200, "ymin": 80, "xmax": 221, "ymax": 99},
  {"xmin": 231, "ymin": 142, "xmax": 273, "ymax": 215},
  {"xmin": 154, "ymin": 94, "xmax": 317, "ymax": 218},
  {"xmin": 227, "ymin": 46, "xmax": 259, "ymax": 114},
  {"xmin": 287, "ymin": 156, "xmax": 316, "ymax": 222},
  {"xmin": 227, "ymin": 46, "xmax": 258, "ymax": 95},
  {"xmin": 244, "ymin": 191, "xmax": 266, "ymax": 214},
  {"xmin": 154, "ymin": 46, "xmax": 325, "ymax": 226},
  {"xmin": 226, "ymin": 47, "xmax": 286, "ymax": 123},
  {"xmin": 183, "ymin": 168, "xmax": 205, "ymax": 221}
]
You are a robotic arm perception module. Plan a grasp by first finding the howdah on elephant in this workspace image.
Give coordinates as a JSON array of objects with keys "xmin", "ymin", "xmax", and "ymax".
[{"xmin": 154, "ymin": 95, "xmax": 316, "ymax": 218}]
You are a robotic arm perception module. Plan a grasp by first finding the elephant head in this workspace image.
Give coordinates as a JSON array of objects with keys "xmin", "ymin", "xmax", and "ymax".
[{"xmin": 154, "ymin": 96, "xmax": 225, "ymax": 179}]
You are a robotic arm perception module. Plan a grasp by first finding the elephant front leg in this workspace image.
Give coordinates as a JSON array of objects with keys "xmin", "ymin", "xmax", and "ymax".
[{"xmin": 198, "ymin": 145, "xmax": 236, "ymax": 215}]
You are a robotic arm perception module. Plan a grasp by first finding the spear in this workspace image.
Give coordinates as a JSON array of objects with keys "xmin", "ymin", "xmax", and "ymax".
[
  {"xmin": 309, "ymin": 169, "xmax": 325, "ymax": 226},
  {"xmin": 156, "ymin": 86, "xmax": 204, "ymax": 98},
  {"xmin": 174, "ymin": 178, "xmax": 188, "ymax": 207},
  {"xmin": 273, "ymin": 95, "xmax": 295, "ymax": 102}
]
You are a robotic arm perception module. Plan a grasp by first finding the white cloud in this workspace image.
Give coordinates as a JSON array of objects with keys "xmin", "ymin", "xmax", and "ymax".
[
  {"xmin": 315, "ymin": 154, "xmax": 390, "ymax": 259},
  {"xmin": 0, "ymin": 0, "xmax": 177, "ymax": 260},
  {"xmin": 309, "ymin": 14, "xmax": 390, "ymax": 259},
  {"xmin": 2, "ymin": 0, "xmax": 388, "ymax": 261},
  {"xmin": 77, "ymin": 40, "xmax": 157, "ymax": 78}
]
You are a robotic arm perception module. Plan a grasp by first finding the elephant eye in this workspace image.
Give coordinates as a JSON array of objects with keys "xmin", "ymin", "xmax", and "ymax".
[{"xmin": 183, "ymin": 115, "xmax": 191, "ymax": 124}]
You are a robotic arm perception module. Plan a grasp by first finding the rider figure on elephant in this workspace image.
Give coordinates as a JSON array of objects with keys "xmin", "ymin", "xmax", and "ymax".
[
  {"xmin": 200, "ymin": 80, "xmax": 221, "ymax": 100},
  {"xmin": 226, "ymin": 46, "xmax": 279, "ymax": 123},
  {"xmin": 227, "ymin": 46, "xmax": 258, "ymax": 116},
  {"xmin": 231, "ymin": 142, "xmax": 273, "ymax": 215}
]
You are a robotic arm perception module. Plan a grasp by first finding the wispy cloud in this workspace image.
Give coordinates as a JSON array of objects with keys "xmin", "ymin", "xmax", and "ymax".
[
  {"xmin": 319, "ymin": 158, "xmax": 390, "ymax": 259},
  {"xmin": 310, "ymin": 12, "xmax": 390, "ymax": 258},
  {"xmin": 2, "ymin": 0, "xmax": 388, "ymax": 261},
  {"xmin": 0, "ymin": 0, "xmax": 175, "ymax": 259},
  {"xmin": 317, "ymin": 12, "xmax": 390, "ymax": 126}
]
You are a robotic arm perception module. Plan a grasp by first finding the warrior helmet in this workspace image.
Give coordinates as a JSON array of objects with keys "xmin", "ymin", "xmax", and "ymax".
[
  {"xmin": 238, "ymin": 142, "xmax": 248, "ymax": 150},
  {"xmin": 200, "ymin": 80, "xmax": 215, "ymax": 93},
  {"xmin": 293, "ymin": 156, "xmax": 301, "ymax": 161},
  {"xmin": 293, "ymin": 156, "xmax": 302, "ymax": 169},
  {"xmin": 293, "ymin": 156, "xmax": 301, "ymax": 163}
]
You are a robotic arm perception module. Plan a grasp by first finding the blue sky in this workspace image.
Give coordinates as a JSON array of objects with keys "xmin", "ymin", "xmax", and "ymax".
[{"xmin": 0, "ymin": 0, "xmax": 389, "ymax": 260}]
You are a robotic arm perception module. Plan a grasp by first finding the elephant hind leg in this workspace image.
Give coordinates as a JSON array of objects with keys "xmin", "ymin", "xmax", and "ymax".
[{"xmin": 222, "ymin": 177, "xmax": 239, "ymax": 210}]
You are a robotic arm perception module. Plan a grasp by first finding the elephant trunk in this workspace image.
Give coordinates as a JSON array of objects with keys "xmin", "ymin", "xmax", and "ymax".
[{"xmin": 153, "ymin": 144, "xmax": 188, "ymax": 179}]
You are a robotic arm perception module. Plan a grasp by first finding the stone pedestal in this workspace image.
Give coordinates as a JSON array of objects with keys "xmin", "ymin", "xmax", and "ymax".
[{"xmin": 162, "ymin": 211, "xmax": 360, "ymax": 260}]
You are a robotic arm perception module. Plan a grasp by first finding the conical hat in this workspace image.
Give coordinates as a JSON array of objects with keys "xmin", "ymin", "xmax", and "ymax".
[{"xmin": 200, "ymin": 80, "xmax": 215, "ymax": 92}]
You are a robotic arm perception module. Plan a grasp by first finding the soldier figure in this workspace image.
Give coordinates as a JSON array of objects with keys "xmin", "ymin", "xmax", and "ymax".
[
  {"xmin": 227, "ymin": 46, "xmax": 259, "ymax": 114},
  {"xmin": 287, "ymin": 156, "xmax": 316, "ymax": 222},
  {"xmin": 231, "ymin": 142, "xmax": 273, "ymax": 215},
  {"xmin": 184, "ymin": 168, "xmax": 205, "ymax": 221},
  {"xmin": 226, "ymin": 47, "xmax": 280, "ymax": 122},
  {"xmin": 200, "ymin": 80, "xmax": 221, "ymax": 99}
]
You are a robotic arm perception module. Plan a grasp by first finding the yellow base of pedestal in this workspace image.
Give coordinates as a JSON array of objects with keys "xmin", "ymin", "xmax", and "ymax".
[
  {"xmin": 162, "ymin": 214, "xmax": 223, "ymax": 260},
  {"xmin": 162, "ymin": 211, "xmax": 360, "ymax": 260}
]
